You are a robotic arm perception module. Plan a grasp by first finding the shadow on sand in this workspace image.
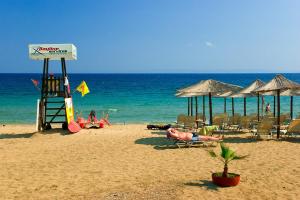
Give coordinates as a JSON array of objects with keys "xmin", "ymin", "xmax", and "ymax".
[
  {"xmin": 135, "ymin": 136, "xmax": 171, "ymax": 146},
  {"xmin": 0, "ymin": 132, "xmax": 36, "ymax": 139},
  {"xmin": 135, "ymin": 137, "xmax": 182, "ymax": 150},
  {"xmin": 283, "ymin": 137, "xmax": 300, "ymax": 143},
  {"xmin": 150, "ymin": 131, "xmax": 167, "ymax": 135},
  {"xmin": 223, "ymin": 136, "xmax": 257, "ymax": 144},
  {"xmin": 184, "ymin": 180, "xmax": 219, "ymax": 191},
  {"xmin": 41, "ymin": 128, "xmax": 70, "ymax": 136},
  {"xmin": 135, "ymin": 136, "xmax": 210, "ymax": 150},
  {"xmin": 0, "ymin": 128, "xmax": 72, "ymax": 139}
]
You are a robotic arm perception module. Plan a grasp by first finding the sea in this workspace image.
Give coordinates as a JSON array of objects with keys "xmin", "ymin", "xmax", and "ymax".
[{"xmin": 1, "ymin": 73, "xmax": 300, "ymax": 124}]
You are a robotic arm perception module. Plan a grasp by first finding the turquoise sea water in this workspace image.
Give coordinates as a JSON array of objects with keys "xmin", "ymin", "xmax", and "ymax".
[{"xmin": 0, "ymin": 73, "xmax": 300, "ymax": 124}]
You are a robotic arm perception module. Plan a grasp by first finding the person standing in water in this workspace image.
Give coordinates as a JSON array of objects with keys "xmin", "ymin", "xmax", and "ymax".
[{"xmin": 265, "ymin": 103, "xmax": 271, "ymax": 113}]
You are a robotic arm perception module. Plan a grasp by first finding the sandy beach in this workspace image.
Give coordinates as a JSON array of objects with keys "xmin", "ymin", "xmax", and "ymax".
[{"xmin": 0, "ymin": 124, "xmax": 300, "ymax": 200}]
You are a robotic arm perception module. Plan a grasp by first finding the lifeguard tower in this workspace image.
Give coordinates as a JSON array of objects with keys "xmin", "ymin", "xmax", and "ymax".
[{"xmin": 29, "ymin": 44, "xmax": 77, "ymax": 131}]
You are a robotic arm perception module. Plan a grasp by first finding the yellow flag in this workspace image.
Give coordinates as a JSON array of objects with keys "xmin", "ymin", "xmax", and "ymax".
[{"xmin": 76, "ymin": 81, "xmax": 90, "ymax": 97}]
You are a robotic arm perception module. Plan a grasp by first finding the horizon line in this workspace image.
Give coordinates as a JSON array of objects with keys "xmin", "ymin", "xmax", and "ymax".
[{"xmin": 1, "ymin": 72, "xmax": 300, "ymax": 74}]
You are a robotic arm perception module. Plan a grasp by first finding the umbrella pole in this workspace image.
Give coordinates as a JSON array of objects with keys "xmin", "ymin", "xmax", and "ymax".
[
  {"xmin": 209, "ymin": 93, "xmax": 213, "ymax": 125},
  {"xmin": 262, "ymin": 95, "xmax": 264, "ymax": 117},
  {"xmin": 203, "ymin": 96, "xmax": 206, "ymax": 122},
  {"xmin": 257, "ymin": 93, "xmax": 260, "ymax": 121},
  {"xmin": 273, "ymin": 96, "xmax": 276, "ymax": 117},
  {"xmin": 195, "ymin": 96, "xmax": 198, "ymax": 128},
  {"xmin": 191, "ymin": 97, "xmax": 193, "ymax": 116},
  {"xmin": 231, "ymin": 98, "xmax": 234, "ymax": 116},
  {"xmin": 277, "ymin": 90, "xmax": 280, "ymax": 139},
  {"xmin": 244, "ymin": 97, "xmax": 246, "ymax": 116},
  {"xmin": 224, "ymin": 97, "xmax": 227, "ymax": 113},
  {"xmin": 188, "ymin": 98, "xmax": 190, "ymax": 116},
  {"xmin": 291, "ymin": 96, "xmax": 293, "ymax": 120}
]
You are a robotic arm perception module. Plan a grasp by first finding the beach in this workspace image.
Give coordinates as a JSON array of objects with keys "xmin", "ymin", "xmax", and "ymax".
[{"xmin": 0, "ymin": 124, "xmax": 299, "ymax": 200}]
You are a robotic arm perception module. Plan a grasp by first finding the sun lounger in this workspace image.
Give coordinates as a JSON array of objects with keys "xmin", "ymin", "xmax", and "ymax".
[
  {"xmin": 284, "ymin": 119, "xmax": 300, "ymax": 137},
  {"xmin": 175, "ymin": 114, "xmax": 197, "ymax": 131},
  {"xmin": 253, "ymin": 119, "xmax": 274, "ymax": 139},
  {"xmin": 166, "ymin": 128, "xmax": 222, "ymax": 148},
  {"xmin": 168, "ymin": 137, "xmax": 217, "ymax": 148}
]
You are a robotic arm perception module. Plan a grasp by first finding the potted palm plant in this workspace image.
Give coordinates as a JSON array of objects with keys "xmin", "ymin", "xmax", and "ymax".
[{"xmin": 208, "ymin": 142, "xmax": 248, "ymax": 187}]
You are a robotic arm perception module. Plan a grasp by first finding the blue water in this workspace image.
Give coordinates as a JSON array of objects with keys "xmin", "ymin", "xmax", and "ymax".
[{"xmin": 1, "ymin": 73, "xmax": 300, "ymax": 124}]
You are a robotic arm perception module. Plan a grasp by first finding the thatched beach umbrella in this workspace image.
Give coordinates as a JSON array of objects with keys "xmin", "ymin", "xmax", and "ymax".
[
  {"xmin": 232, "ymin": 79, "xmax": 265, "ymax": 120},
  {"xmin": 176, "ymin": 91, "xmax": 207, "ymax": 124},
  {"xmin": 230, "ymin": 92, "xmax": 254, "ymax": 116},
  {"xmin": 217, "ymin": 91, "xmax": 236, "ymax": 116},
  {"xmin": 280, "ymin": 89, "xmax": 300, "ymax": 119},
  {"xmin": 176, "ymin": 91, "xmax": 203, "ymax": 119},
  {"xmin": 255, "ymin": 74, "xmax": 300, "ymax": 139},
  {"xmin": 178, "ymin": 79, "xmax": 241, "ymax": 125}
]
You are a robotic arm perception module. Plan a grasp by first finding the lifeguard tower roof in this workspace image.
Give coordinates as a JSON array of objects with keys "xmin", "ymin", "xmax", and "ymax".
[{"xmin": 29, "ymin": 44, "xmax": 77, "ymax": 60}]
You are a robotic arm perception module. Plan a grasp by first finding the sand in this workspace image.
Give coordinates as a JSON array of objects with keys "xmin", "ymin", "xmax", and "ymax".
[{"xmin": 0, "ymin": 124, "xmax": 300, "ymax": 200}]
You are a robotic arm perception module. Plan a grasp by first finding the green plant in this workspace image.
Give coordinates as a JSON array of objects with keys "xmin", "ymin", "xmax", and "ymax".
[{"xmin": 208, "ymin": 142, "xmax": 248, "ymax": 178}]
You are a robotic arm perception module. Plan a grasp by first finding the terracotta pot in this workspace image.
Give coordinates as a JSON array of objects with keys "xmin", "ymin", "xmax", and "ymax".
[{"xmin": 212, "ymin": 173, "xmax": 240, "ymax": 187}]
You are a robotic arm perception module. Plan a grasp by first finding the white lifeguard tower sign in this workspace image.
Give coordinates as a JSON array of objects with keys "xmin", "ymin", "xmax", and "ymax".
[
  {"xmin": 29, "ymin": 44, "xmax": 77, "ymax": 60},
  {"xmin": 29, "ymin": 44, "xmax": 77, "ymax": 131}
]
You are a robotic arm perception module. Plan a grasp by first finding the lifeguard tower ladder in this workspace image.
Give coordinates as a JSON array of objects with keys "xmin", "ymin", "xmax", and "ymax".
[
  {"xmin": 39, "ymin": 58, "xmax": 69, "ymax": 130},
  {"xmin": 29, "ymin": 44, "xmax": 77, "ymax": 131}
]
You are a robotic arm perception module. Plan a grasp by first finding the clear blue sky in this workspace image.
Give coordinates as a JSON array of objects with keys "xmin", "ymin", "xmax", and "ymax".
[{"xmin": 0, "ymin": 0, "xmax": 299, "ymax": 73}]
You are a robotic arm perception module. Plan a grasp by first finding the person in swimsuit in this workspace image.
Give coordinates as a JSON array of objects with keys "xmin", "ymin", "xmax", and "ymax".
[{"xmin": 167, "ymin": 128, "xmax": 222, "ymax": 141}]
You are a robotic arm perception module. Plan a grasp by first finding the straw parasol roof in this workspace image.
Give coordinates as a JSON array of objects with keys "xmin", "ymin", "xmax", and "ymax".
[
  {"xmin": 177, "ymin": 79, "xmax": 242, "ymax": 125},
  {"xmin": 228, "ymin": 80, "xmax": 265, "ymax": 118},
  {"xmin": 176, "ymin": 91, "xmax": 205, "ymax": 97},
  {"xmin": 216, "ymin": 91, "xmax": 235, "ymax": 97},
  {"xmin": 239, "ymin": 79, "xmax": 265, "ymax": 94},
  {"xmin": 230, "ymin": 92, "xmax": 254, "ymax": 98},
  {"xmin": 178, "ymin": 79, "xmax": 242, "ymax": 95},
  {"xmin": 255, "ymin": 74, "xmax": 300, "ymax": 93},
  {"xmin": 280, "ymin": 89, "xmax": 300, "ymax": 96},
  {"xmin": 257, "ymin": 89, "xmax": 300, "ymax": 96}
]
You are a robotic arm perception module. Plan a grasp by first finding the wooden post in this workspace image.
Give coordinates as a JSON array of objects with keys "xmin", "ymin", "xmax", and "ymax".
[
  {"xmin": 224, "ymin": 97, "xmax": 227, "ymax": 113},
  {"xmin": 188, "ymin": 98, "xmax": 190, "ymax": 116},
  {"xmin": 61, "ymin": 58, "xmax": 69, "ymax": 98},
  {"xmin": 273, "ymin": 95, "xmax": 276, "ymax": 117},
  {"xmin": 195, "ymin": 97, "xmax": 198, "ymax": 118},
  {"xmin": 243, "ymin": 97, "xmax": 246, "ymax": 116},
  {"xmin": 191, "ymin": 97, "xmax": 193, "ymax": 116},
  {"xmin": 290, "ymin": 96, "xmax": 293, "ymax": 119},
  {"xmin": 277, "ymin": 90, "xmax": 280, "ymax": 139},
  {"xmin": 43, "ymin": 58, "xmax": 49, "ymax": 128},
  {"xmin": 203, "ymin": 96, "xmax": 206, "ymax": 122},
  {"xmin": 41, "ymin": 59, "xmax": 46, "ymax": 99},
  {"xmin": 257, "ymin": 93, "xmax": 260, "ymax": 121},
  {"xmin": 209, "ymin": 93, "xmax": 213, "ymax": 125},
  {"xmin": 261, "ymin": 95, "xmax": 264, "ymax": 117},
  {"xmin": 195, "ymin": 96, "xmax": 198, "ymax": 128},
  {"xmin": 231, "ymin": 97, "xmax": 235, "ymax": 116}
]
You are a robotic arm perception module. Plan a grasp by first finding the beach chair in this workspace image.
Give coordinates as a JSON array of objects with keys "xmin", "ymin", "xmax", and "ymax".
[
  {"xmin": 284, "ymin": 119, "xmax": 300, "ymax": 137},
  {"xmin": 175, "ymin": 114, "xmax": 186, "ymax": 128},
  {"xmin": 213, "ymin": 117, "xmax": 225, "ymax": 128},
  {"xmin": 254, "ymin": 119, "xmax": 274, "ymax": 140},
  {"xmin": 168, "ymin": 136, "xmax": 216, "ymax": 148},
  {"xmin": 239, "ymin": 116, "xmax": 251, "ymax": 131},
  {"xmin": 182, "ymin": 116, "xmax": 197, "ymax": 131},
  {"xmin": 223, "ymin": 114, "xmax": 242, "ymax": 133}
]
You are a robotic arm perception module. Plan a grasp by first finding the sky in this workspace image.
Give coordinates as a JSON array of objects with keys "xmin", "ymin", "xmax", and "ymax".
[{"xmin": 0, "ymin": 0, "xmax": 300, "ymax": 73}]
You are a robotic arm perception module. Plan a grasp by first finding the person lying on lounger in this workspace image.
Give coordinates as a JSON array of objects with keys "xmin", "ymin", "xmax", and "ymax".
[{"xmin": 167, "ymin": 128, "xmax": 223, "ymax": 141}]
